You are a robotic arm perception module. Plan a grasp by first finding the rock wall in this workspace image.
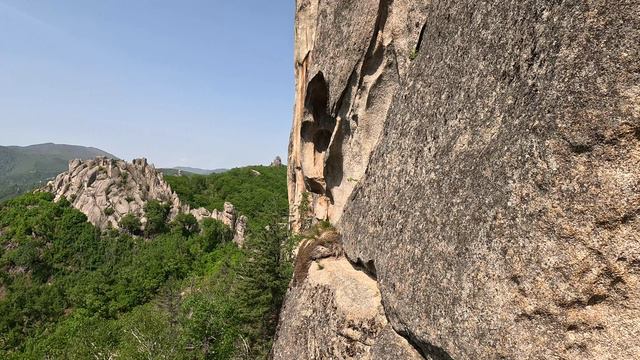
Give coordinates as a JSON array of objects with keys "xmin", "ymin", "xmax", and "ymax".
[
  {"xmin": 288, "ymin": 0, "xmax": 429, "ymax": 229},
  {"xmin": 277, "ymin": 1, "xmax": 640, "ymax": 359},
  {"xmin": 43, "ymin": 157, "xmax": 247, "ymax": 245}
]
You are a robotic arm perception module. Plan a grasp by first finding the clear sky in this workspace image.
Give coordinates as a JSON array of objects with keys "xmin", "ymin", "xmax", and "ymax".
[{"xmin": 0, "ymin": 1, "xmax": 294, "ymax": 169}]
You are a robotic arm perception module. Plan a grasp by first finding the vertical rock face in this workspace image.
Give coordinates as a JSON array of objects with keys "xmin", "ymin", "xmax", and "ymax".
[
  {"xmin": 278, "ymin": 1, "xmax": 640, "ymax": 359},
  {"xmin": 233, "ymin": 214, "xmax": 248, "ymax": 247},
  {"xmin": 288, "ymin": 0, "xmax": 429, "ymax": 229}
]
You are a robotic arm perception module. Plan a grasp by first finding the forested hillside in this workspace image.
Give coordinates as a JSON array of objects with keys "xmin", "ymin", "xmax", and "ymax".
[
  {"xmin": 165, "ymin": 165, "xmax": 288, "ymax": 231},
  {"xmin": 0, "ymin": 164, "xmax": 291, "ymax": 359}
]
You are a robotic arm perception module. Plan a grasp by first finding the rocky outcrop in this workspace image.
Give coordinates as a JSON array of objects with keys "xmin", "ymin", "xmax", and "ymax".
[
  {"xmin": 273, "ymin": 231, "xmax": 422, "ymax": 359},
  {"xmin": 233, "ymin": 214, "xmax": 247, "ymax": 247},
  {"xmin": 271, "ymin": 156, "xmax": 283, "ymax": 167},
  {"xmin": 44, "ymin": 157, "xmax": 247, "ymax": 246},
  {"xmin": 278, "ymin": 1, "xmax": 640, "ymax": 359},
  {"xmin": 273, "ymin": 257, "xmax": 413, "ymax": 360},
  {"xmin": 288, "ymin": 0, "xmax": 429, "ymax": 229},
  {"xmin": 186, "ymin": 201, "xmax": 247, "ymax": 246},
  {"xmin": 44, "ymin": 157, "xmax": 180, "ymax": 229},
  {"xmin": 191, "ymin": 202, "xmax": 248, "ymax": 247}
]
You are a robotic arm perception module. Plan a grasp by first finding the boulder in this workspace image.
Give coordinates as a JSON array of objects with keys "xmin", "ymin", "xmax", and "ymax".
[
  {"xmin": 233, "ymin": 215, "xmax": 247, "ymax": 248},
  {"xmin": 222, "ymin": 202, "xmax": 236, "ymax": 228},
  {"xmin": 190, "ymin": 207, "xmax": 212, "ymax": 221},
  {"xmin": 272, "ymin": 256, "xmax": 417, "ymax": 359}
]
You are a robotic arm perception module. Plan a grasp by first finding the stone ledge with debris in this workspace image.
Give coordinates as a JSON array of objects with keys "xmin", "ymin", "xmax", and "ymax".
[
  {"xmin": 42, "ymin": 157, "xmax": 246, "ymax": 245},
  {"xmin": 272, "ymin": 230, "xmax": 423, "ymax": 360}
]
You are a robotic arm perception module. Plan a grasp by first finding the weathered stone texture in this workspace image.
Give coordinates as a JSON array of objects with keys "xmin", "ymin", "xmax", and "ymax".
[
  {"xmin": 44, "ymin": 157, "xmax": 180, "ymax": 229},
  {"xmin": 341, "ymin": 1, "xmax": 640, "ymax": 359},
  {"xmin": 288, "ymin": 0, "xmax": 429, "ymax": 229},
  {"xmin": 279, "ymin": 0, "xmax": 640, "ymax": 359},
  {"xmin": 272, "ymin": 254, "xmax": 422, "ymax": 360}
]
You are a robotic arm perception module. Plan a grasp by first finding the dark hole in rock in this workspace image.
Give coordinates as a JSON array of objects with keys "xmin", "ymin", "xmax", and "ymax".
[
  {"xmin": 570, "ymin": 143, "xmax": 592, "ymax": 154},
  {"xmin": 314, "ymin": 129, "xmax": 332, "ymax": 153},
  {"xmin": 305, "ymin": 72, "xmax": 329, "ymax": 120},
  {"xmin": 587, "ymin": 294, "xmax": 607, "ymax": 306},
  {"xmin": 301, "ymin": 121, "xmax": 315, "ymax": 142},
  {"xmin": 305, "ymin": 176, "xmax": 325, "ymax": 195},
  {"xmin": 325, "ymin": 147, "xmax": 344, "ymax": 202}
]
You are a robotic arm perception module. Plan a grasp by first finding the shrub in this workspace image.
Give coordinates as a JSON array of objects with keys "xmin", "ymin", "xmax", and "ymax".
[
  {"xmin": 298, "ymin": 192, "xmax": 312, "ymax": 231},
  {"xmin": 57, "ymin": 196, "xmax": 71, "ymax": 208},
  {"xmin": 170, "ymin": 213, "xmax": 199, "ymax": 237},
  {"xmin": 409, "ymin": 48, "xmax": 418, "ymax": 60},
  {"xmin": 119, "ymin": 214, "xmax": 142, "ymax": 236},
  {"xmin": 144, "ymin": 200, "xmax": 170, "ymax": 237},
  {"xmin": 199, "ymin": 218, "xmax": 233, "ymax": 251}
]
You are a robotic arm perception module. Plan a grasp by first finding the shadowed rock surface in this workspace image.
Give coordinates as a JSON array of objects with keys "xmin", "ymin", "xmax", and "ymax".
[
  {"xmin": 277, "ymin": 0, "xmax": 640, "ymax": 359},
  {"xmin": 288, "ymin": 0, "xmax": 429, "ymax": 229}
]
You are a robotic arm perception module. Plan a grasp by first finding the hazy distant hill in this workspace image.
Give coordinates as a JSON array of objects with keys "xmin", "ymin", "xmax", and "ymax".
[
  {"xmin": 173, "ymin": 166, "xmax": 227, "ymax": 175},
  {"xmin": 0, "ymin": 143, "xmax": 116, "ymax": 202},
  {"xmin": 160, "ymin": 166, "xmax": 227, "ymax": 176}
]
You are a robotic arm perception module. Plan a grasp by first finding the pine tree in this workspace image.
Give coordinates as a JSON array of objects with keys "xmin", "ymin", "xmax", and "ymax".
[{"xmin": 236, "ymin": 208, "xmax": 292, "ymax": 358}]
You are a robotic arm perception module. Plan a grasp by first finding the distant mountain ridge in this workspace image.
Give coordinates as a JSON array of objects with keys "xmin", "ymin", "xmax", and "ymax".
[
  {"xmin": 0, "ymin": 143, "xmax": 117, "ymax": 202},
  {"xmin": 6, "ymin": 143, "xmax": 116, "ymax": 159},
  {"xmin": 173, "ymin": 166, "xmax": 227, "ymax": 175},
  {"xmin": 160, "ymin": 166, "xmax": 227, "ymax": 176}
]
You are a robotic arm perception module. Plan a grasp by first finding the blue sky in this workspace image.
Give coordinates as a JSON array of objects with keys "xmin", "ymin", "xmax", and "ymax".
[{"xmin": 0, "ymin": 1, "xmax": 295, "ymax": 169}]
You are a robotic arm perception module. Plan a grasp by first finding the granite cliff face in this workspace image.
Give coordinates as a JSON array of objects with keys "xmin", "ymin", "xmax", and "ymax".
[
  {"xmin": 43, "ymin": 157, "xmax": 247, "ymax": 245},
  {"xmin": 288, "ymin": 0, "xmax": 430, "ymax": 228},
  {"xmin": 277, "ymin": 1, "xmax": 640, "ymax": 359}
]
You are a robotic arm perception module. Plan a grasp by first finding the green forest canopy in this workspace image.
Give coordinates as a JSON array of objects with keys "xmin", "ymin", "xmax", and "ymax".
[
  {"xmin": 0, "ymin": 164, "xmax": 292, "ymax": 359},
  {"xmin": 165, "ymin": 165, "xmax": 288, "ymax": 230}
]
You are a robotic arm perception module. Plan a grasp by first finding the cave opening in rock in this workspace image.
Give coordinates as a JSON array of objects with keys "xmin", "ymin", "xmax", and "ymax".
[
  {"xmin": 313, "ymin": 129, "xmax": 332, "ymax": 153},
  {"xmin": 304, "ymin": 176, "xmax": 326, "ymax": 195},
  {"xmin": 306, "ymin": 72, "xmax": 329, "ymax": 120}
]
